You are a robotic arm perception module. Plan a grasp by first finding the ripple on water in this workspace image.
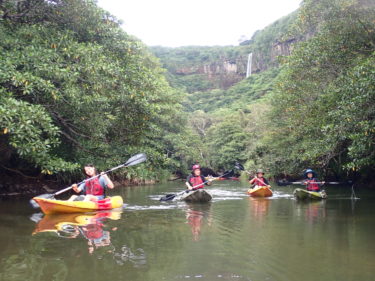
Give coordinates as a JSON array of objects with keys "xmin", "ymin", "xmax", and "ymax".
[
  {"xmin": 124, "ymin": 204, "xmax": 183, "ymax": 211},
  {"xmin": 171, "ymin": 273, "xmax": 251, "ymax": 280},
  {"xmin": 209, "ymin": 189, "xmax": 248, "ymax": 202},
  {"xmin": 269, "ymin": 191, "xmax": 294, "ymax": 199}
]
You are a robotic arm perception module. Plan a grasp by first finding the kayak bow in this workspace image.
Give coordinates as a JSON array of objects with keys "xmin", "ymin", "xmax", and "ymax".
[
  {"xmin": 179, "ymin": 189, "xmax": 212, "ymax": 203},
  {"xmin": 247, "ymin": 186, "xmax": 273, "ymax": 197},
  {"xmin": 293, "ymin": 188, "xmax": 327, "ymax": 200}
]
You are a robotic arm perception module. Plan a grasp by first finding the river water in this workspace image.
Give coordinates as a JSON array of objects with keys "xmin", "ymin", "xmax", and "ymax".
[{"xmin": 0, "ymin": 180, "xmax": 374, "ymax": 281}]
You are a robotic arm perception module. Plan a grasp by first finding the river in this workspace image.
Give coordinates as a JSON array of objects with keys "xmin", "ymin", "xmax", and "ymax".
[{"xmin": 0, "ymin": 180, "xmax": 374, "ymax": 281}]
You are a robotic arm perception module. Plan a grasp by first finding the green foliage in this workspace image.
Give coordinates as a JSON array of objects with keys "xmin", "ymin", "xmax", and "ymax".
[
  {"xmin": 186, "ymin": 67, "xmax": 280, "ymax": 113},
  {"xmin": 259, "ymin": 0, "xmax": 375, "ymax": 177},
  {"xmin": 327, "ymin": 54, "xmax": 375, "ymax": 170},
  {"xmin": 0, "ymin": 0, "xmax": 191, "ymax": 181},
  {"xmin": 205, "ymin": 113, "xmax": 250, "ymax": 170},
  {"xmin": 0, "ymin": 95, "xmax": 79, "ymax": 173}
]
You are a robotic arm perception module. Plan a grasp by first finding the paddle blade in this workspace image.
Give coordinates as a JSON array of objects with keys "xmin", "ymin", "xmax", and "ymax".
[
  {"xmin": 160, "ymin": 193, "xmax": 177, "ymax": 201},
  {"xmin": 29, "ymin": 194, "xmax": 55, "ymax": 208},
  {"xmin": 276, "ymin": 180, "xmax": 290, "ymax": 186},
  {"xmin": 234, "ymin": 162, "xmax": 245, "ymax": 171},
  {"xmin": 219, "ymin": 170, "xmax": 235, "ymax": 179},
  {"xmin": 30, "ymin": 198, "xmax": 40, "ymax": 209},
  {"xmin": 125, "ymin": 153, "xmax": 147, "ymax": 167}
]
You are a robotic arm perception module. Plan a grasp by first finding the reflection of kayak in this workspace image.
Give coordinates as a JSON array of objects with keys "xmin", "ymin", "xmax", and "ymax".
[
  {"xmin": 33, "ymin": 196, "xmax": 124, "ymax": 214},
  {"xmin": 293, "ymin": 188, "xmax": 327, "ymax": 200},
  {"xmin": 247, "ymin": 186, "xmax": 273, "ymax": 197},
  {"xmin": 33, "ymin": 211, "xmax": 122, "ymax": 235},
  {"xmin": 180, "ymin": 189, "xmax": 212, "ymax": 203}
]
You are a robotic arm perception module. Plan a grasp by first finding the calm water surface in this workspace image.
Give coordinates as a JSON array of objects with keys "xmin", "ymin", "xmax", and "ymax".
[{"xmin": 0, "ymin": 180, "xmax": 374, "ymax": 281}]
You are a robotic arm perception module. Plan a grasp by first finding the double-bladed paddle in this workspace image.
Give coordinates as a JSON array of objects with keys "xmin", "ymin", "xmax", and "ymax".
[
  {"xmin": 30, "ymin": 153, "xmax": 147, "ymax": 208},
  {"xmin": 160, "ymin": 168, "xmax": 238, "ymax": 201},
  {"xmin": 276, "ymin": 180, "xmax": 352, "ymax": 186}
]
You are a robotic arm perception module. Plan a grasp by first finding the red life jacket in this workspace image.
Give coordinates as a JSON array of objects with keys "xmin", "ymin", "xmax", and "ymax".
[
  {"xmin": 189, "ymin": 175, "xmax": 205, "ymax": 189},
  {"xmin": 254, "ymin": 177, "xmax": 267, "ymax": 187},
  {"xmin": 85, "ymin": 177, "xmax": 105, "ymax": 196},
  {"xmin": 306, "ymin": 178, "xmax": 320, "ymax": 191}
]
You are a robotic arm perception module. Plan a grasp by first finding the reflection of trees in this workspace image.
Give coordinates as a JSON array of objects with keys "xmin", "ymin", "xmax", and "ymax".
[
  {"xmin": 0, "ymin": 238, "xmax": 70, "ymax": 281},
  {"xmin": 114, "ymin": 246, "xmax": 147, "ymax": 267}
]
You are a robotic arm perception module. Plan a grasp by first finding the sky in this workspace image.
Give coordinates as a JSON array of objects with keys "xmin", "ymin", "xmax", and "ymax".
[{"xmin": 97, "ymin": 0, "xmax": 302, "ymax": 47}]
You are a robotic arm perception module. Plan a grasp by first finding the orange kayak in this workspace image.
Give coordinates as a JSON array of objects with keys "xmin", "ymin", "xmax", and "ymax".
[
  {"xmin": 32, "ymin": 196, "xmax": 124, "ymax": 214},
  {"xmin": 247, "ymin": 186, "xmax": 273, "ymax": 197}
]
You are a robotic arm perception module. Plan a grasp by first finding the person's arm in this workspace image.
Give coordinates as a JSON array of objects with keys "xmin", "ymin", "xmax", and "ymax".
[
  {"xmin": 263, "ymin": 178, "xmax": 271, "ymax": 188},
  {"xmin": 204, "ymin": 175, "xmax": 212, "ymax": 186},
  {"xmin": 186, "ymin": 176, "xmax": 193, "ymax": 190},
  {"xmin": 100, "ymin": 172, "xmax": 114, "ymax": 189},
  {"xmin": 317, "ymin": 178, "xmax": 325, "ymax": 186},
  {"xmin": 249, "ymin": 177, "xmax": 256, "ymax": 185},
  {"xmin": 72, "ymin": 183, "xmax": 85, "ymax": 193}
]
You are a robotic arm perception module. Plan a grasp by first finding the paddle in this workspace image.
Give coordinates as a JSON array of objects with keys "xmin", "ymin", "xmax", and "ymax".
[
  {"xmin": 160, "ymin": 169, "xmax": 235, "ymax": 201},
  {"xmin": 276, "ymin": 180, "xmax": 353, "ymax": 186},
  {"xmin": 234, "ymin": 162, "xmax": 250, "ymax": 175},
  {"xmin": 30, "ymin": 153, "xmax": 147, "ymax": 208}
]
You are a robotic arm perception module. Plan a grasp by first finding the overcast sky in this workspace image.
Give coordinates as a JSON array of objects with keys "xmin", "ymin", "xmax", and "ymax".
[{"xmin": 97, "ymin": 0, "xmax": 302, "ymax": 47}]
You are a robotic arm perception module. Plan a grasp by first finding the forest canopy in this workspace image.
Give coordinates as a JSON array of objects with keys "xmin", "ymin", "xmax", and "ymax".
[{"xmin": 0, "ymin": 0, "xmax": 201, "ymax": 182}]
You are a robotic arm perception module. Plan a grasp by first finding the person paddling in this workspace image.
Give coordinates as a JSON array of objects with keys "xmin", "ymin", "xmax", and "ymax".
[
  {"xmin": 185, "ymin": 164, "xmax": 212, "ymax": 190},
  {"xmin": 249, "ymin": 169, "xmax": 271, "ymax": 188},
  {"xmin": 303, "ymin": 169, "xmax": 325, "ymax": 192},
  {"xmin": 69, "ymin": 164, "xmax": 114, "ymax": 201}
]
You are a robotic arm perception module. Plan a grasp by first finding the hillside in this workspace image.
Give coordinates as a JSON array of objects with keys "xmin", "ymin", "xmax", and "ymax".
[{"xmin": 152, "ymin": 11, "xmax": 296, "ymax": 91}]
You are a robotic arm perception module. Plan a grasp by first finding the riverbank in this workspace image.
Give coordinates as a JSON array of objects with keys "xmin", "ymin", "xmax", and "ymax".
[{"xmin": 0, "ymin": 174, "xmax": 157, "ymax": 197}]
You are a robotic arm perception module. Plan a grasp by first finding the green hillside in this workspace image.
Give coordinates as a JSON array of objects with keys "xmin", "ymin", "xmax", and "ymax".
[{"xmin": 153, "ymin": 0, "xmax": 375, "ymax": 183}]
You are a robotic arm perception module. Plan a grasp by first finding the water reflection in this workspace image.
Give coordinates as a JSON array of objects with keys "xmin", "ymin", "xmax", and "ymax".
[
  {"xmin": 295, "ymin": 200, "xmax": 327, "ymax": 223},
  {"xmin": 185, "ymin": 203, "xmax": 212, "ymax": 241},
  {"xmin": 248, "ymin": 197, "xmax": 270, "ymax": 221},
  {"xmin": 33, "ymin": 211, "xmax": 121, "ymax": 254},
  {"xmin": 113, "ymin": 246, "xmax": 147, "ymax": 267}
]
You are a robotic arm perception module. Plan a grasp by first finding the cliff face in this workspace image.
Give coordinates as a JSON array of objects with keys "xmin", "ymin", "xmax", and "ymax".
[
  {"xmin": 166, "ymin": 37, "xmax": 296, "ymax": 91},
  {"xmin": 151, "ymin": 11, "xmax": 299, "ymax": 93},
  {"xmin": 173, "ymin": 57, "xmax": 247, "ymax": 90},
  {"xmin": 251, "ymin": 38, "xmax": 296, "ymax": 73}
]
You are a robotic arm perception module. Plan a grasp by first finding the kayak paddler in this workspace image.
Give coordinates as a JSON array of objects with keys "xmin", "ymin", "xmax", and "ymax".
[
  {"xmin": 69, "ymin": 164, "xmax": 115, "ymax": 201},
  {"xmin": 303, "ymin": 169, "xmax": 325, "ymax": 191},
  {"xmin": 249, "ymin": 169, "xmax": 271, "ymax": 188},
  {"xmin": 185, "ymin": 164, "xmax": 213, "ymax": 190}
]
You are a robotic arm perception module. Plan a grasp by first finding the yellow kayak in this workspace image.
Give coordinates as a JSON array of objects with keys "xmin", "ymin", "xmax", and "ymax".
[
  {"xmin": 247, "ymin": 186, "xmax": 273, "ymax": 197},
  {"xmin": 32, "ymin": 196, "xmax": 124, "ymax": 214}
]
